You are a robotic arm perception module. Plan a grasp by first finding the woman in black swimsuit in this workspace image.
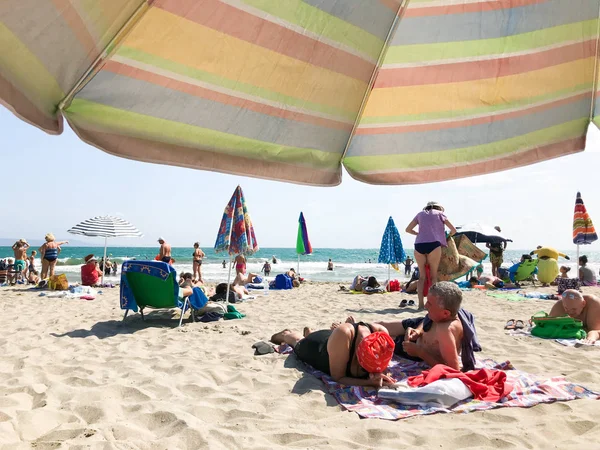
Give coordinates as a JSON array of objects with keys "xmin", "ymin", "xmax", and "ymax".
[
  {"xmin": 192, "ymin": 242, "xmax": 205, "ymax": 283},
  {"xmin": 270, "ymin": 322, "xmax": 395, "ymax": 387}
]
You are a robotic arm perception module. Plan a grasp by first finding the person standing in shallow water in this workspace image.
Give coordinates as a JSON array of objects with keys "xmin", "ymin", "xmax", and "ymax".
[
  {"xmin": 404, "ymin": 256, "xmax": 414, "ymax": 276},
  {"xmin": 327, "ymin": 259, "xmax": 334, "ymax": 271},
  {"xmin": 261, "ymin": 260, "xmax": 271, "ymax": 276},
  {"xmin": 192, "ymin": 242, "xmax": 205, "ymax": 283},
  {"xmin": 405, "ymin": 201, "xmax": 456, "ymax": 310}
]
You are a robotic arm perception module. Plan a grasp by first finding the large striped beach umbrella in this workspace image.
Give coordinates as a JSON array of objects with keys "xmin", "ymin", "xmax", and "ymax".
[
  {"xmin": 573, "ymin": 192, "xmax": 597, "ymax": 267},
  {"xmin": 68, "ymin": 215, "xmax": 142, "ymax": 284},
  {"xmin": 214, "ymin": 186, "xmax": 258, "ymax": 256},
  {"xmin": 214, "ymin": 186, "xmax": 258, "ymax": 300},
  {"xmin": 2, "ymin": 2, "xmax": 599, "ymax": 187},
  {"xmin": 295, "ymin": 212, "xmax": 313, "ymax": 275},
  {"xmin": 378, "ymin": 217, "xmax": 406, "ymax": 280}
]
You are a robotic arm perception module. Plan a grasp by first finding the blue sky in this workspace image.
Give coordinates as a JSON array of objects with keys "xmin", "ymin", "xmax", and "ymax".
[{"xmin": 1, "ymin": 107, "xmax": 599, "ymax": 251}]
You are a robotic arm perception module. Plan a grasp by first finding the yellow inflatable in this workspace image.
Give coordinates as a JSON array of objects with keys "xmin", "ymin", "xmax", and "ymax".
[{"xmin": 531, "ymin": 246, "xmax": 569, "ymax": 284}]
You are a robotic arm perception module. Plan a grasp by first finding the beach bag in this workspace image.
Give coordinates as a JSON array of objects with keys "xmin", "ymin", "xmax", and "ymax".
[
  {"xmin": 530, "ymin": 312, "xmax": 586, "ymax": 340},
  {"xmin": 556, "ymin": 277, "xmax": 581, "ymax": 295},
  {"xmin": 388, "ymin": 279, "xmax": 400, "ymax": 292},
  {"xmin": 274, "ymin": 274, "xmax": 293, "ymax": 290},
  {"xmin": 48, "ymin": 274, "xmax": 69, "ymax": 290}
]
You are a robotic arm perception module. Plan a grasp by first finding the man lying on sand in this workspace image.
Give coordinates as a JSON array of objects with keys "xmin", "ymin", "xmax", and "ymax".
[
  {"xmin": 337, "ymin": 282, "xmax": 479, "ymax": 371},
  {"xmin": 270, "ymin": 322, "xmax": 396, "ymax": 388},
  {"xmin": 549, "ymin": 290, "xmax": 600, "ymax": 344}
]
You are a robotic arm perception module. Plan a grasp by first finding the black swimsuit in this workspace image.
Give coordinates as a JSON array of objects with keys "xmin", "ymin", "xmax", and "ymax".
[{"xmin": 293, "ymin": 322, "xmax": 373, "ymax": 377}]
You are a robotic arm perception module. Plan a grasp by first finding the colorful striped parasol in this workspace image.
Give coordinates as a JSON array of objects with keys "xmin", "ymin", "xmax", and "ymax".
[
  {"xmin": 573, "ymin": 192, "xmax": 597, "ymax": 245},
  {"xmin": 214, "ymin": 186, "xmax": 258, "ymax": 301},
  {"xmin": 214, "ymin": 185, "xmax": 258, "ymax": 256},
  {"xmin": 295, "ymin": 212, "xmax": 313, "ymax": 275},
  {"xmin": 4, "ymin": 2, "xmax": 600, "ymax": 187},
  {"xmin": 573, "ymin": 191, "xmax": 597, "ymax": 271}
]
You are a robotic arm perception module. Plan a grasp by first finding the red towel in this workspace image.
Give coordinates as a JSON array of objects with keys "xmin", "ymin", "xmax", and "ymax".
[
  {"xmin": 423, "ymin": 265, "xmax": 431, "ymax": 296},
  {"xmin": 407, "ymin": 365, "xmax": 513, "ymax": 402}
]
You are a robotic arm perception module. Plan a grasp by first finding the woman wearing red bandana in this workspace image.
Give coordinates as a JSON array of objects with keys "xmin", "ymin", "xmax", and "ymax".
[{"xmin": 270, "ymin": 324, "xmax": 396, "ymax": 387}]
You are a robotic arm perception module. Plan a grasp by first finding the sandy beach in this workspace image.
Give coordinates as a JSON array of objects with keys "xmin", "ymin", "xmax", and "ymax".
[{"xmin": 1, "ymin": 282, "xmax": 599, "ymax": 449}]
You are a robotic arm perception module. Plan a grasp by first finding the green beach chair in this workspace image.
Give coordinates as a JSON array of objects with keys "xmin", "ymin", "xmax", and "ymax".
[
  {"xmin": 508, "ymin": 259, "xmax": 539, "ymax": 285},
  {"xmin": 120, "ymin": 260, "xmax": 206, "ymax": 327}
]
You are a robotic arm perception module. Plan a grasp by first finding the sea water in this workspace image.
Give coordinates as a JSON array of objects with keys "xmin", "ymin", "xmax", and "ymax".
[{"xmin": 1, "ymin": 246, "xmax": 599, "ymax": 284}]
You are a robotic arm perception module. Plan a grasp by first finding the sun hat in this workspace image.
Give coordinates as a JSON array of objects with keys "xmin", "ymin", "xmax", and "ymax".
[
  {"xmin": 19, "ymin": 238, "xmax": 27, "ymax": 244},
  {"xmin": 45, "ymin": 233, "xmax": 55, "ymax": 242},
  {"xmin": 158, "ymin": 237, "xmax": 164, "ymax": 242},
  {"xmin": 84, "ymin": 254, "xmax": 97, "ymax": 263},
  {"xmin": 425, "ymin": 201, "xmax": 444, "ymax": 212},
  {"xmin": 356, "ymin": 332, "xmax": 395, "ymax": 373}
]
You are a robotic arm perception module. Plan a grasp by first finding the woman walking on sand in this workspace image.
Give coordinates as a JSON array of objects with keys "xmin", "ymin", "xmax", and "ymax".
[{"xmin": 405, "ymin": 202, "xmax": 456, "ymax": 310}]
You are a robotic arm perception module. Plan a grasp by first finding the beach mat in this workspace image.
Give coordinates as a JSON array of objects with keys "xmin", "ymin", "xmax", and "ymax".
[
  {"xmin": 487, "ymin": 291, "xmax": 526, "ymax": 302},
  {"xmin": 275, "ymin": 346, "xmax": 598, "ymax": 419},
  {"xmin": 507, "ymin": 328, "xmax": 600, "ymax": 347}
]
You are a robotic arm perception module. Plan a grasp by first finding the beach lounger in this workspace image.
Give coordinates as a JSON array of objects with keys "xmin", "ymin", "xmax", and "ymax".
[{"xmin": 119, "ymin": 260, "xmax": 207, "ymax": 327}]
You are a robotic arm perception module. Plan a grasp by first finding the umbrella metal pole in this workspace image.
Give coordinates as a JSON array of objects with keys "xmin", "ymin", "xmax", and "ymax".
[
  {"xmin": 101, "ymin": 236, "xmax": 107, "ymax": 286},
  {"xmin": 297, "ymin": 255, "xmax": 300, "ymax": 276},
  {"xmin": 576, "ymin": 244, "xmax": 580, "ymax": 276},
  {"xmin": 388, "ymin": 264, "xmax": 390, "ymax": 283},
  {"xmin": 225, "ymin": 256, "xmax": 233, "ymax": 304}
]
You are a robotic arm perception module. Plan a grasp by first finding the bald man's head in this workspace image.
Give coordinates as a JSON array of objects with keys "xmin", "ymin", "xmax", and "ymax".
[{"xmin": 561, "ymin": 290, "xmax": 586, "ymax": 317}]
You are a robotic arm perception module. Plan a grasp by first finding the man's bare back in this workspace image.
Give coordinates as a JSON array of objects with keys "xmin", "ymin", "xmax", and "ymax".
[
  {"xmin": 158, "ymin": 238, "xmax": 171, "ymax": 261},
  {"xmin": 550, "ymin": 291, "xmax": 600, "ymax": 343},
  {"xmin": 13, "ymin": 245, "xmax": 27, "ymax": 260}
]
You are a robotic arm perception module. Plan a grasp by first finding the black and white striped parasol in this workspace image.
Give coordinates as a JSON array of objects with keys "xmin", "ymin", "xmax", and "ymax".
[{"xmin": 68, "ymin": 216, "xmax": 142, "ymax": 284}]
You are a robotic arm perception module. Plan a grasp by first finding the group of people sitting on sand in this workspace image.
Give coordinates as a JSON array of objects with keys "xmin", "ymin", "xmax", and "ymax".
[
  {"xmin": 271, "ymin": 281, "xmax": 600, "ymax": 387},
  {"xmin": 233, "ymin": 254, "xmax": 301, "ymax": 288},
  {"xmin": 177, "ymin": 271, "xmax": 248, "ymax": 302}
]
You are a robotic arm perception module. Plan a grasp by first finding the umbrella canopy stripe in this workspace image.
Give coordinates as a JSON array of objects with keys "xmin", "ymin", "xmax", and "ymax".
[
  {"xmin": 68, "ymin": 216, "xmax": 143, "ymax": 238},
  {"xmin": 573, "ymin": 192, "xmax": 597, "ymax": 245},
  {"xmin": 68, "ymin": 215, "xmax": 142, "ymax": 285},
  {"xmin": 296, "ymin": 212, "xmax": 313, "ymax": 255},
  {"xmin": 2, "ymin": 1, "xmax": 599, "ymax": 186}
]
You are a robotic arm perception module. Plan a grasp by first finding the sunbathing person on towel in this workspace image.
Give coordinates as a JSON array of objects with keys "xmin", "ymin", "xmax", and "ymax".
[
  {"xmin": 549, "ymin": 290, "xmax": 600, "ymax": 344},
  {"xmin": 337, "ymin": 282, "xmax": 480, "ymax": 371},
  {"xmin": 270, "ymin": 322, "xmax": 396, "ymax": 387},
  {"xmin": 233, "ymin": 271, "xmax": 260, "ymax": 286}
]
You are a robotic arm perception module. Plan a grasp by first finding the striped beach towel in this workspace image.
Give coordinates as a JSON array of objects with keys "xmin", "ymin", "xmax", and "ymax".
[{"xmin": 286, "ymin": 354, "xmax": 599, "ymax": 420}]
